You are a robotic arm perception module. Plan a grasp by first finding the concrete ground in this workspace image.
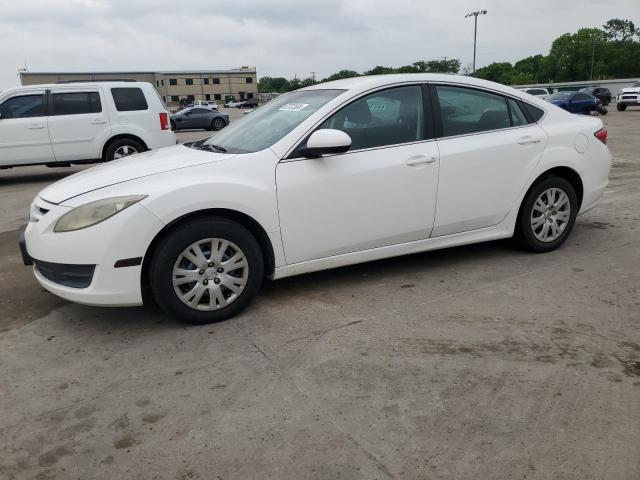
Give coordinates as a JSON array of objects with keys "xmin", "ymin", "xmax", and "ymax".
[{"xmin": 1, "ymin": 109, "xmax": 639, "ymax": 480}]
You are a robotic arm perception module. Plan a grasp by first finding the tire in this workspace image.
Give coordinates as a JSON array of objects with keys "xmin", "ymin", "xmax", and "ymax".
[
  {"xmin": 170, "ymin": 120, "xmax": 176, "ymax": 131},
  {"xmin": 212, "ymin": 118, "xmax": 226, "ymax": 131},
  {"xmin": 617, "ymin": 103, "xmax": 627, "ymax": 112},
  {"xmin": 597, "ymin": 105, "xmax": 608, "ymax": 115},
  {"xmin": 104, "ymin": 138, "xmax": 145, "ymax": 161},
  {"xmin": 515, "ymin": 176, "xmax": 578, "ymax": 253},
  {"xmin": 150, "ymin": 217, "xmax": 264, "ymax": 324}
]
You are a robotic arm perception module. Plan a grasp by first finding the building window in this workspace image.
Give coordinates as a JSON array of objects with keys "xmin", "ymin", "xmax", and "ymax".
[
  {"xmin": 156, "ymin": 80, "xmax": 159, "ymax": 87},
  {"xmin": 162, "ymin": 96, "xmax": 166, "ymax": 102},
  {"xmin": 170, "ymin": 95, "xmax": 179, "ymax": 102},
  {"xmin": 203, "ymin": 78, "xmax": 209, "ymax": 85},
  {"xmin": 214, "ymin": 94, "xmax": 221, "ymax": 100},
  {"xmin": 247, "ymin": 93, "xmax": 254, "ymax": 99},
  {"xmin": 169, "ymin": 78, "xmax": 177, "ymax": 86},
  {"xmin": 186, "ymin": 78, "xmax": 194, "ymax": 85},
  {"xmin": 205, "ymin": 94, "xmax": 211, "ymax": 100},
  {"xmin": 161, "ymin": 79, "xmax": 164, "ymax": 86},
  {"xmin": 212, "ymin": 78, "xmax": 220, "ymax": 84},
  {"xmin": 246, "ymin": 77, "xmax": 253, "ymax": 84},
  {"xmin": 187, "ymin": 95, "xmax": 195, "ymax": 101}
]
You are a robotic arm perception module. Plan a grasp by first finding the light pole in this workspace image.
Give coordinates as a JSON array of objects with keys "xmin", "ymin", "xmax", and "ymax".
[{"xmin": 465, "ymin": 10, "xmax": 487, "ymax": 75}]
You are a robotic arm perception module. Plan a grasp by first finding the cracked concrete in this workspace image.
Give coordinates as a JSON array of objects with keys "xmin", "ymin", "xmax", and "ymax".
[{"xmin": 0, "ymin": 109, "xmax": 639, "ymax": 479}]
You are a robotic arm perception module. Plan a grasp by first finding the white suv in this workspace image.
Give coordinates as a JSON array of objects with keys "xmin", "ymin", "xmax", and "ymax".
[{"xmin": 0, "ymin": 81, "xmax": 176, "ymax": 168}]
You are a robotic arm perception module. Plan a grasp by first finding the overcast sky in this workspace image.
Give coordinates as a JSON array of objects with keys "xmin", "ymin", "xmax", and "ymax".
[{"xmin": 1, "ymin": 0, "xmax": 638, "ymax": 90}]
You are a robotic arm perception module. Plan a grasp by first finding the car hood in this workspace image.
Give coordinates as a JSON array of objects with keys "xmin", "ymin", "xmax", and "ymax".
[
  {"xmin": 39, "ymin": 144, "xmax": 236, "ymax": 204},
  {"xmin": 620, "ymin": 87, "xmax": 640, "ymax": 94}
]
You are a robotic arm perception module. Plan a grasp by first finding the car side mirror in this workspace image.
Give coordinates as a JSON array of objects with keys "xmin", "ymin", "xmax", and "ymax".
[{"xmin": 299, "ymin": 129, "xmax": 352, "ymax": 158}]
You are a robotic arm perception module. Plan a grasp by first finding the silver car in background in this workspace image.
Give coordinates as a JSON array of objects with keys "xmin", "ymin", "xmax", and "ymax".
[{"xmin": 170, "ymin": 107, "xmax": 229, "ymax": 131}]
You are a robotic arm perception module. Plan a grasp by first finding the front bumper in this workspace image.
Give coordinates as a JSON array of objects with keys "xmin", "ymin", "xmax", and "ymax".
[{"xmin": 22, "ymin": 197, "xmax": 165, "ymax": 307}]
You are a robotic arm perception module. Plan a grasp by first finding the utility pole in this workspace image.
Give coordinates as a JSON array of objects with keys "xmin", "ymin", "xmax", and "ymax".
[
  {"xmin": 310, "ymin": 72, "xmax": 316, "ymax": 85},
  {"xmin": 590, "ymin": 41, "xmax": 596, "ymax": 80},
  {"xmin": 465, "ymin": 10, "xmax": 487, "ymax": 75}
]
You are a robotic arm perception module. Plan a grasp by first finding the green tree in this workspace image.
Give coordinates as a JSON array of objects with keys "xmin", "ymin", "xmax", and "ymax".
[
  {"xmin": 321, "ymin": 70, "xmax": 360, "ymax": 82},
  {"xmin": 475, "ymin": 62, "xmax": 514, "ymax": 84},
  {"xmin": 603, "ymin": 19, "xmax": 637, "ymax": 41}
]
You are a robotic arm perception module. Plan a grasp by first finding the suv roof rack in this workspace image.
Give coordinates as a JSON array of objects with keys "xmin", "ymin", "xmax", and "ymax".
[{"xmin": 55, "ymin": 79, "xmax": 137, "ymax": 84}]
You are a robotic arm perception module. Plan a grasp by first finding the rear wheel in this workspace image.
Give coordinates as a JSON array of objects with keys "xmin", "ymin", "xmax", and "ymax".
[
  {"xmin": 150, "ymin": 217, "xmax": 264, "ymax": 324},
  {"xmin": 212, "ymin": 118, "xmax": 226, "ymax": 131},
  {"xmin": 170, "ymin": 120, "xmax": 176, "ymax": 131},
  {"xmin": 617, "ymin": 103, "xmax": 627, "ymax": 111},
  {"xmin": 105, "ymin": 138, "xmax": 144, "ymax": 161},
  {"xmin": 515, "ymin": 177, "xmax": 577, "ymax": 253}
]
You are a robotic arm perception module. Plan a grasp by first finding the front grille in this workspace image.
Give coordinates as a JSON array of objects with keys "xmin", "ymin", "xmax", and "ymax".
[{"xmin": 34, "ymin": 259, "xmax": 95, "ymax": 288}]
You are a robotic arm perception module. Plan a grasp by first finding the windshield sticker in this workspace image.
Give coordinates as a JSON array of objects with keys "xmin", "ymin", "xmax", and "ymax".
[{"xmin": 278, "ymin": 103, "xmax": 309, "ymax": 112}]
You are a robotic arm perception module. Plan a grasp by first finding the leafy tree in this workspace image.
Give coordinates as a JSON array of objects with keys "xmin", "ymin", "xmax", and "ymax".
[
  {"xmin": 603, "ymin": 19, "xmax": 637, "ymax": 41},
  {"xmin": 321, "ymin": 70, "xmax": 360, "ymax": 82}
]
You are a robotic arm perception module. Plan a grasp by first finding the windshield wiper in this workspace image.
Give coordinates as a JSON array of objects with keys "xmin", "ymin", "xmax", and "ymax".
[{"xmin": 198, "ymin": 143, "xmax": 227, "ymax": 153}]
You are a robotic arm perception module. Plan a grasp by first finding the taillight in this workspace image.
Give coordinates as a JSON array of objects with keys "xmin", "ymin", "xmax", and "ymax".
[
  {"xmin": 159, "ymin": 112, "xmax": 169, "ymax": 130},
  {"xmin": 594, "ymin": 128, "xmax": 607, "ymax": 144}
]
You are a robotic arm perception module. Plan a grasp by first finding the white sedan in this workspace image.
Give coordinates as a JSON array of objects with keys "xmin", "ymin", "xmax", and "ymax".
[{"xmin": 21, "ymin": 74, "xmax": 611, "ymax": 324}]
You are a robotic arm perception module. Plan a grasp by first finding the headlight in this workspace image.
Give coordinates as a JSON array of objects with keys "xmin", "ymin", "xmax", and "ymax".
[{"xmin": 54, "ymin": 195, "xmax": 147, "ymax": 232}]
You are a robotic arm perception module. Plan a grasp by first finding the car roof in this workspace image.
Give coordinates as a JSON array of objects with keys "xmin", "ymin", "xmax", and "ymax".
[{"xmin": 299, "ymin": 73, "xmax": 522, "ymax": 96}]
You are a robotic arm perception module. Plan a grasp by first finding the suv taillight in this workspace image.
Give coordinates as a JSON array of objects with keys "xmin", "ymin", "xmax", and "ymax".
[
  {"xmin": 159, "ymin": 112, "xmax": 169, "ymax": 130},
  {"xmin": 594, "ymin": 128, "xmax": 607, "ymax": 144}
]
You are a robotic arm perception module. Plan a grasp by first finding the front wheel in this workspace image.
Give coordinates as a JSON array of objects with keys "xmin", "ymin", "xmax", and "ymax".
[
  {"xmin": 150, "ymin": 217, "xmax": 264, "ymax": 324},
  {"xmin": 515, "ymin": 177, "xmax": 578, "ymax": 253},
  {"xmin": 617, "ymin": 103, "xmax": 627, "ymax": 111}
]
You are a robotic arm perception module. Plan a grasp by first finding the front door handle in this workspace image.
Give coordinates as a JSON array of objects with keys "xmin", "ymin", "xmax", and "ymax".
[
  {"xmin": 27, "ymin": 124, "xmax": 45, "ymax": 130},
  {"xmin": 406, "ymin": 155, "xmax": 436, "ymax": 167},
  {"xmin": 90, "ymin": 119, "xmax": 107, "ymax": 125},
  {"xmin": 517, "ymin": 136, "xmax": 542, "ymax": 145}
]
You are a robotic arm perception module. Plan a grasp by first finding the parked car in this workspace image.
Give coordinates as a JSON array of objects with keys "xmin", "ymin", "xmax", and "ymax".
[
  {"xmin": 521, "ymin": 87, "xmax": 551, "ymax": 100},
  {"xmin": 616, "ymin": 81, "xmax": 640, "ymax": 111},
  {"xmin": 237, "ymin": 100, "xmax": 258, "ymax": 109},
  {"xmin": 579, "ymin": 87, "xmax": 612, "ymax": 106},
  {"xmin": 21, "ymin": 74, "xmax": 611, "ymax": 324},
  {"xmin": 0, "ymin": 81, "xmax": 175, "ymax": 168},
  {"xmin": 170, "ymin": 107, "xmax": 229, "ymax": 131},
  {"xmin": 193, "ymin": 100, "xmax": 219, "ymax": 110},
  {"xmin": 547, "ymin": 91, "xmax": 607, "ymax": 115},
  {"xmin": 224, "ymin": 100, "xmax": 242, "ymax": 108}
]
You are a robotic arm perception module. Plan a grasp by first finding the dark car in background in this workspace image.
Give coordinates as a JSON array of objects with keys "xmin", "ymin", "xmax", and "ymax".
[
  {"xmin": 547, "ymin": 91, "xmax": 607, "ymax": 115},
  {"xmin": 170, "ymin": 107, "xmax": 229, "ymax": 131},
  {"xmin": 579, "ymin": 87, "xmax": 612, "ymax": 106}
]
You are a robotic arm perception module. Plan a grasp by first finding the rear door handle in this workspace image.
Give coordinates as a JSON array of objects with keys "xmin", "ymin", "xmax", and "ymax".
[
  {"xmin": 517, "ymin": 136, "xmax": 542, "ymax": 145},
  {"xmin": 90, "ymin": 119, "xmax": 107, "ymax": 125},
  {"xmin": 27, "ymin": 124, "xmax": 45, "ymax": 130},
  {"xmin": 406, "ymin": 155, "xmax": 436, "ymax": 167}
]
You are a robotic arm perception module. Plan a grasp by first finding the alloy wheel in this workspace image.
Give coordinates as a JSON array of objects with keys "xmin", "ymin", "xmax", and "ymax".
[{"xmin": 113, "ymin": 145, "xmax": 139, "ymax": 159}]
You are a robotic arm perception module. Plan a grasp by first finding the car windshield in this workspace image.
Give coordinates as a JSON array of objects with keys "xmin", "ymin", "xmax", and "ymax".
[
  {"xmin": 549, "ymin": 92, "xmax": 573, "ymax": 100},
  {"xmin": 203, "ymin": 89, "xmax": 344, "ymax": 153},
  {"xmin": 579, "ymin": 88, "xmax": 594, "ymax": 94}
]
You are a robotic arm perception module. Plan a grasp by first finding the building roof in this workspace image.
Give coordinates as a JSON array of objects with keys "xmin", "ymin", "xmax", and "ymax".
[{"xmin": 20, "ymin": 68, "xmax": 256, "ymax": 76}]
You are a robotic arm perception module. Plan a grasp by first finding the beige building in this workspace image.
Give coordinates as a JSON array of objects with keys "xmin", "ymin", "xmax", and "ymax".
[{"xmin": 19, "ymin": 67, "xmax": 258, "ymax": 107}]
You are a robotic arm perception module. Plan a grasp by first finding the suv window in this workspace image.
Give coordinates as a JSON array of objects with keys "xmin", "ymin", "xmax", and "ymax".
[
  {"xmin": 435, "ymin": 85, "xmax": 510, "ymax": 137},
  {"xmin": 527, "ymin": 89, "xmax": 547, "ymax": 96},
  {"xmin": 508, "ymin": 98, "xmax": 528, "ymax": 126},
  {"xmin": 52, "ymin": 92, "xmax": 102, "ymax": 115},
  {"xmin": 319, "ymin": 85, "xmax": 424, "ymax": 150},
  {"xmin": 0, "ymin": 94, "xmax": 44, "ymax": 119},
  {"xmin": 111, "ymin": 88, "xmax": 148, "ymax": 111}
]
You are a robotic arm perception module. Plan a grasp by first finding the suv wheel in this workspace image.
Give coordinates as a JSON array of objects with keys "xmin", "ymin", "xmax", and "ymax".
[
  {"xmin": 617, "ymin": 103, "xmax": 627, "ymax": 111},
  {"xmin": 105, "ymin": 138, "xmax": 145, "ymax": 161},
  {"xmin": 515, "ymin": 177, "xmax": 578, "ymax": 253},
  {"xmin": 150, "ymin": 217, "xmax": 264, "ymax": 324}
]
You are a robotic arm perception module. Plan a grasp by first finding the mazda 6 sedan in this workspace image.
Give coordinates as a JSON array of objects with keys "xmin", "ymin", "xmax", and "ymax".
[{"xmin": 21, "ymin": 74, "xmax": 611, "ymax": 324}]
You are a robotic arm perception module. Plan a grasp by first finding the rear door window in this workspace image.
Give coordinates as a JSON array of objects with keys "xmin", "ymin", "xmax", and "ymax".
[
  {"xmin": 435, "ymin": 85, "xmax": 510, "ymax": 137},
  {"xmin": 52, "ymin": 92, "xmax": 102, "ymax": 115},
  {"xmin": 508, "ymin": 98, "xmax": 528, "ymax": 127},
  {"xmin": 522, "ymin": 103, "xmax": 545, "ymax": 122},
  {"xmin": 111, "ymin": 88, "xmax": 148, "ymax": 111},
  {"xmin": 0, "ymin": 94, "xmax": 45, "ymax": 119}
]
